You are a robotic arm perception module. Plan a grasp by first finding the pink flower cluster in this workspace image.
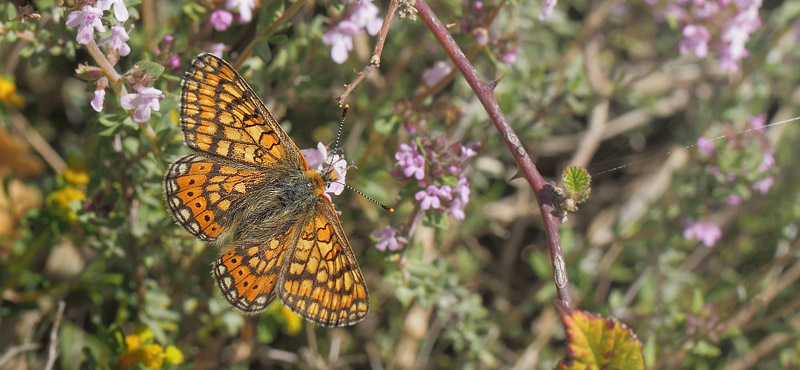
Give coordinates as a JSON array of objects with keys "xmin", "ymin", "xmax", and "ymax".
[
  {"xmin": 374, "ymin": 138, "xmax": 478, "ymax": 252},
  {"xmin": 65, "ymin": 1, "xmax": 164, "ymax": 123},
  {"xmin": 209, "ymin": 0, "xmax": 257, "ymax": 31},
  {"xmin": 696, "ymin": 114, "xmax": 775, "ymax": 197},
  {"xmin": 394, "ymin": 137, "xmax": 478, "ymax": 221},
  {"xmin": 683, "ymin": 220, "xmax": 722, "ymax": 247},
  {"xmin": 647, "ymin": 0, "xmax": 763, "ymax": 73},
  {"xmin": 322, "ymin": 0, "xmax": 383, "ymax": 64},
  {"xmin": 687, "ymin": 114, "xmax": 776, "ymax": 247}
]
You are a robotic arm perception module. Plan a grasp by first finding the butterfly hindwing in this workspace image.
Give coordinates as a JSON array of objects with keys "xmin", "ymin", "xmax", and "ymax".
[
  {"xmin": 278, "ymin": 199, "xmax": 369, "ymax": 327},
  {"xmin": 213, "ymin": 225, "xmax": 297, "ymax": 313},
  {"xmin": 180, "ymin": 53, "xmax": 305, "ymax": 169},
  {"xmin": 164, "ymin": 154, "xmax": 260, "ymax": 241}
]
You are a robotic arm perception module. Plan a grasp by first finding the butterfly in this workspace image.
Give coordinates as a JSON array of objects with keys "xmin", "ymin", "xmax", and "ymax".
[{"xmin": 164, "ymin": 53, "xmax": 368, "ymax": 327}]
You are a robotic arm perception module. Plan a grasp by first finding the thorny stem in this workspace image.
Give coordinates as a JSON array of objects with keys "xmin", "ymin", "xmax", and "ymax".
[
  {"xmin": 336, "ymin": 0, "xmax": 401, "ymax": 106},
  {"xmin": 414, "ymin": 0, "xmax": 573, "ymax": 309}
]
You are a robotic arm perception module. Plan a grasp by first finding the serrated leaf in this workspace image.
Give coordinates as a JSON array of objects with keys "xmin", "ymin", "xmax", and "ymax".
[
  {"xmin": 556, "ymin": 304, "xmax": 644, "ymax": 370},
  {"xmin": 562, "ymin": 166, "xmax": 591, "ymax": 200}
]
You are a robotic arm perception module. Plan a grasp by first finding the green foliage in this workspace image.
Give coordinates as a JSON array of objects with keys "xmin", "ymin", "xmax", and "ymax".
[{"xmin": 1, "ymin": 0, "xmax": 799, "ymax": 369}]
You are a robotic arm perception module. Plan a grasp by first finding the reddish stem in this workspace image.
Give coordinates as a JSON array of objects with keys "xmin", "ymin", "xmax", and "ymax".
[{"xmin": 414, "ymin": 0, "xmax": 573, "ymax": 309}]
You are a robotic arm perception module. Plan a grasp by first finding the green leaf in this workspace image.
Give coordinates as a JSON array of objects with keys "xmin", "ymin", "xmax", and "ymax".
[
  {"xmin": 423, "ymin": 210, "xmax": 449, "ymax": 230},
  {"xmin": 562, "ymin": 166, "xmax": 592, "ymax": 202},
  {"xmin": 130, "ymin": 60, "xmax": 165, "ymax": 80},
  {"xmin": 556, "ymin": 304, "xmax": 644, "ymax": 370}
]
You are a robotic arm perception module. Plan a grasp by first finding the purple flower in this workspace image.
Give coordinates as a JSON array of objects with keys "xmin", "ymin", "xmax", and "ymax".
[
  {"xmin": 421, "ymin": 61, "xmax": 452, "ymax": 87},
  {"xmin": 752, "ymin": 176, "xmax": 773, "ymax": 195},
  {"xmin": 415, "ymin": 185, "xmax": 441, "ymax": 210},
  {"xmin": 91, "ymin": 77, "xmax": 109, "ymax": 112},
  {"xmin": 210, "ymin": 9, "xmax": 233, "ymax": 31},
  {"xmin": 454, "ymin": 176, "xmax": 470, "ymax": 203},
  {"xmin": 120, "ymin": 86, "xmax": 164, "ymax": 123},
  {"xmin": 683, "ymin": 220, "xmax": 722, "ymax": 247},
  {"xmin": 696, "ymin": 136, "xmax": 715, "ymax": 156},
  {"xmin": 66, "ymin": 6, "xmax": 105, "ymax": 45},
  {"xmin": 166, "ymin": 55, "xmax": 180, "ymax": 69},
  {"xmin": 719, "ymin": 2, "xmax": 761, "ymax": 72},
  {"xmin": 351, "ymin": 0, "xmax": 383, "ymax": 35},
  {"xmin": 726, "ymin": 195, "xmax": 742, "ymax": 206},
  {"xmin": 395, "ymin": 143, "xmax": 426, "ymax": 180},
  {"xmin": 447, "ymin": 198, "xmax": 466, "ymax": 220},
  {"xmin": 322, "ymin": 20, "xmax": 359, "ymax": 64},
  {"xmin": 301, "ymin": 142, "xmax": 348, "ymax": 197},
  {"xmin": 372, "ymin": 225, "xmax": 405, "ymax": 251},
  {"xmin": 538, "ymin": 0, "xmax": 558, "ymax": 20},
  {"xmin": 758, "ymin": 151, "xmax": 774, "ymax": 172},
  {"xmin": 97, "ymin": 0, "xmax": 129, "ymax": 22},
  {"xmin": 415, "ymin": 185, "xmax": 452, "ymax": 210},
  {"xmin": 99, "ymin": 25, "xmax": 131, "ymax": 56},
  {"xmin": 321, "ymin": 0, "xmax": 383, "ymax": 64},
  {"xmin": 679, "ymin": 24, "xmax": 710, "ymax": 58},
  {"xmin": 749, "ymin": 114, "xmax": 766, "ymax": 133},
  {"xmin": 474, "ymin": 1, "xmax": 484, "ymax": 10},
  {"xmin": 92, "ymin": 88, "xmax": 105, "ymax": 112},
  {"xmin": 226, "ymin": 0, "xmax": 256, "ymax": 23},
  {"xmin": 301, "ymin": 142, "xmax": 329, "ymax": 169},
  {"xmin": 208, "ymin": 43, "xmax": 227, "ymax": 57},
  {"xmin": 501, "ymin": 46, "xmax": 518, "ymax": 64}
]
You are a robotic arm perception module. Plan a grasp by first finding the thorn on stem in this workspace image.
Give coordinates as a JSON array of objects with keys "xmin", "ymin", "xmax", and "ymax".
[
  {"xmin": 508, "ymin": 169, "xmax": 524, "ymax": 181},
  {"xmin": 491, "ymin": 71, "xmax": 509, "ymax": 90}
]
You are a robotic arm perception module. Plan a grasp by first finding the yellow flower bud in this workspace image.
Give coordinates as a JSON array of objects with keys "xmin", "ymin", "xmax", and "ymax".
[
  {"xmin": 140, "ymin": 343, "xmax": 164, "ymax": 369},
  {"xmin": 164, "ymin": 345, "xmax": 185, "ymax": 365}
]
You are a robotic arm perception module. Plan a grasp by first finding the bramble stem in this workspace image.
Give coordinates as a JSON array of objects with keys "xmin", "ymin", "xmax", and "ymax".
[{"xmin": 414, "ymin": 0, "xmax": 573, "ymax": 309}]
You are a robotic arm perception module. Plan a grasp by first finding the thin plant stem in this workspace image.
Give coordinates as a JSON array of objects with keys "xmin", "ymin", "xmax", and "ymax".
[
  {"xmin": 414, "ymin": 0, "xmax": 573, "ymax": 309},
  {"xmin": 336, "ymin": 0, "xmax": 401, "ymax": 105}
]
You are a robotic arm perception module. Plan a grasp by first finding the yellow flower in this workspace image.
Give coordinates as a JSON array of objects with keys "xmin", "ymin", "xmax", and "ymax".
[
  {"xmin": 0, "ymin": 76, "xmax": 24, "ymax": 108},
  {"xmin": 164, "ymin": 345, "xmax": 185, "ymax": 365},
  {"xmin": 124, "ymin": 334, "xmax": 142, "ymax": 352},
  {"xmin": 64, "ymin": 167, "xmax": 89, "ymax": 186},
  {"xmin": 281, "ymin": 305, "xmax": 303, "ymax": 335},
  {"xmin": 136, "ymin": 327, "xmax": 155, "ymax": 344},
  {"xmin": 140, "ymin": 343, "xmax": 164, "ymax": 369},
  {"xmin": 51, "ymin": 187, "xmax": 85, "ymax": 210}
]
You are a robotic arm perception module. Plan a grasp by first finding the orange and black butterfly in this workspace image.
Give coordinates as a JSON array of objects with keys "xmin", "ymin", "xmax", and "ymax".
[{"xmin": 164, "ymin": 53, "xmax": 368, "ymax": 327}]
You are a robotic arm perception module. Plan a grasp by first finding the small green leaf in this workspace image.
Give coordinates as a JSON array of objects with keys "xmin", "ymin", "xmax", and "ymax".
[
  {"xmin": 562, "ymin": 166, "xmax": 592, "ymax": 201},
  {"xmin": 423, "ymin": 210, "xmax": 449, "ymax": 230}
]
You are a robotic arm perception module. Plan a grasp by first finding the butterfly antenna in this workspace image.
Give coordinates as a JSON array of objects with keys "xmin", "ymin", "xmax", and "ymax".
[
  {"xmin": 338, "ymin": 182, "xmax": 395, "ymax": 213},
  {"xmin": 333, "ymin": 104, "xmax": 349, "ymax": 153}
]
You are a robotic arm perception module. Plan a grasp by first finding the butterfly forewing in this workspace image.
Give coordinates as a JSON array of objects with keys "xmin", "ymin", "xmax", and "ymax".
[
  {"xmin": 180, "ymin": 53, "xmax": 304, "ymax": 169},
  {"xmin": 278, "ymin": 202, "xmax": 369, "ymax": 327}
]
